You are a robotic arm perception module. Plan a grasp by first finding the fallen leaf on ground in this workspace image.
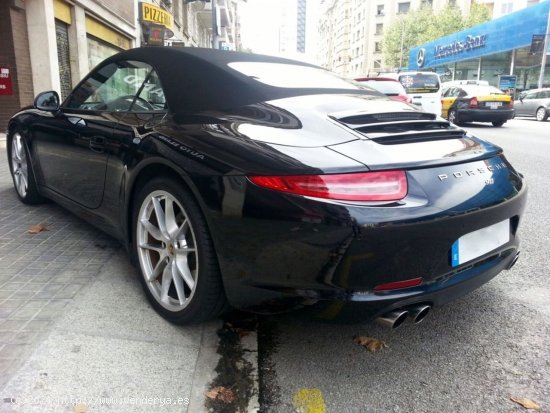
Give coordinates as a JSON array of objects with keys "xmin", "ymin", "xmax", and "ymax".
[
  {"xmin": 28, "ymin": 224, "xmax": 49, "ymax": 234},
  {"xmin": 73, "ymin": 404, "xmax": 87, "ymax": 413},
  {"xmin": 353, "ymin": 335, "xmax": 387, "ymax": 352},
  {"xmin": 206, "ymin": 386, "xmax": 235, "ymax": 404},
  {"xmin": 510, "ymin": 397, "xmax": 541, "ymax": 410}
]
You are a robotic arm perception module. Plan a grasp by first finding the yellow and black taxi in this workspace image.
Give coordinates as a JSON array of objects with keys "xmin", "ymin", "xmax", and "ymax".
[{"xmin": 441, "ymin": 80, "xmax": 515, "ymax": 127}]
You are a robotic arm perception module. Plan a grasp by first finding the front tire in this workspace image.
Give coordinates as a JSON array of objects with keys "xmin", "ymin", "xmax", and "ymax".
[
  {"xmin": 7, "ymin": 129, "xmax": 45, "ymax": 204},
  {"xmin": 132, "ymin": 177, "xmax": 227, "ymax": 324},
  {"xmin": 536, "ymin": 107, "xmax": 548, "ymax": 122}
]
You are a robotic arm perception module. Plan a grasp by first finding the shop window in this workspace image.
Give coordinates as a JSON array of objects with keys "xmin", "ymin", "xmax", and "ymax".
[
  {"xmin": 87, "ymin": 36, "xmax": 121, "ymax": 72},
  {"xmin": 398, "ymin": 2, "xmax": 410, "ymax": 14}
]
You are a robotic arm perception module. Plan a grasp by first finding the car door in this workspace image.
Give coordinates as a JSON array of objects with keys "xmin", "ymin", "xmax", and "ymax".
[
  {"xmin": 517, "ymin": 91, "xmax": 537, "ymax": 116},
  {"xmin": 441, "ymin": 87, "xmax": 456, "ymax": 118},
  {"xmin": 31, "ymin": 60, "xmax": 152, "ymax": 209},
  {"xmin": 100, "ymin": 67, "xmax": 169, "ymax": 220}
]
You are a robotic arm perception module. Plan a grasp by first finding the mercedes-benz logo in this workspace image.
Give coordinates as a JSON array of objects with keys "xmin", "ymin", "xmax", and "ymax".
[{"xmin": 416, "ymin": 48, "xmax": 426, "ymax": 68}]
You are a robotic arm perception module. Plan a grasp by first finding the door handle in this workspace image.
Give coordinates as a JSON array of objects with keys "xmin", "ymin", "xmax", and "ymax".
[
  {"xmin": 68, "ymin": 117, "xmax": 86, "ymax": 127},
  {"xmin": 89, "ymin": 136, "xmax": 105, "ymax": 153}
]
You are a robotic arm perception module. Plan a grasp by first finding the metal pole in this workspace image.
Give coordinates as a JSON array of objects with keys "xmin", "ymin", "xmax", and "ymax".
[
  {"xmin": 510, "ymin": 49, "xmax": 515, "ymax": 75},
  {"xmin": 537, "ymin": 8, "xmax": 550, "ymax": 88},
  {"xmin": 212, "ymin": 0, "xmax": 219, "ymax": 49},
  {"xmin": 477, "ymin": 57, "xmax": 482, "ymax": 81}
]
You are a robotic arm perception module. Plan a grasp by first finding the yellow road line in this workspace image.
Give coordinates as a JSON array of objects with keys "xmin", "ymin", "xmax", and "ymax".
[{"xmin": 292, "ymin": 388, "xmax": 327, "ymax": 413}]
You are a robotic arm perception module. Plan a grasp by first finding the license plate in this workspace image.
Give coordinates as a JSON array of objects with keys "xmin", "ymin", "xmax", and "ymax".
[
  {"xmin": 451, "ymin": 219, "xmax": 510, "ymax": 267},
  {"xmin": 487, "ymin": 102, "xmax": 502, "ymax": 109}
]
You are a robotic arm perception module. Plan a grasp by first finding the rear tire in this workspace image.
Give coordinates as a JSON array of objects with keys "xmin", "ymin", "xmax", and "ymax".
[
  {"xmin": 448, "ymin": 109, "xmax": 460, "ymax": 125},
  {"xmin": 536, "ymin": 107, "xmax": 548, "ymax": 122},
  {"xmin": 132, "ymin": 177, "xmax": 227, "ymax": 324},
  {"xmin": 492, "ymin": 120, "xmax": 505, "ymax": 127},
  {"xmin": 7, "ymin": 129, "xmax": 46, "ymax": 204}
]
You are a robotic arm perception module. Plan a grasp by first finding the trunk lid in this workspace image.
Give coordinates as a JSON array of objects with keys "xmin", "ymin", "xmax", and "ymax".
[{"xmin": 327, "ymin": 109, "xmax": 502, "ymax": 170}]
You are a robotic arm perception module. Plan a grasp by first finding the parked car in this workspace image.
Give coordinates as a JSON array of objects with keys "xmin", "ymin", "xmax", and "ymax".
[
  {"xmin": 7, "ymin": 47, "xmax": 526, "ymax": 327},
  {"xmin": 514, "ymin": 88, "xmax": 550, "ymax": 121},
  {"xmin": 441, "ymin": 82, "xmax": 515, "ymax": 127},
  {"xmin": 381, "ymin": 71, "xmax": 442, "ymax": 116},
  {"xmin": 354, "ymin": 77, "xmax": 411, "ymax": 103}
]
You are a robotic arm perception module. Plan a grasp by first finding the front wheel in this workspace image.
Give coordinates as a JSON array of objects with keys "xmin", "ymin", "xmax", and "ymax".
[
  {"xmin": 132, "ymin": 177, "xmax": 227, "ymax": 324},
  {"xmin": 492, "ymin": 120, "xmax": 505, "ymax": 127},
  {"xmin": 8, "ymin": 129, "xmax": 45, "ymax": 204},
  {"xmin": 536, "ymin": 107, "xmax": 548, "ymax": 122}
]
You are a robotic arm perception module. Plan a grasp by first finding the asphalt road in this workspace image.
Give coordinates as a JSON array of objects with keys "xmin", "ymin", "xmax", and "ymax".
[{"xmin": 257, "ymin": 118, "xmax": 550, "ymax": 413}]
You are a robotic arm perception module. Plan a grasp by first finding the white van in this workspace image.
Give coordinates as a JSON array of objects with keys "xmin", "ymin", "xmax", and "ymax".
[{"xmin": 382, "ymin": 71, "xmax": 442, "ymax": 116}]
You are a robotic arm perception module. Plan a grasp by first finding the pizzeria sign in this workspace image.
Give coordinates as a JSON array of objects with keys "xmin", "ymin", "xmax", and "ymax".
[{"xmin": 139, "ymin": 2, "xmax": 174, "ymax": 34}]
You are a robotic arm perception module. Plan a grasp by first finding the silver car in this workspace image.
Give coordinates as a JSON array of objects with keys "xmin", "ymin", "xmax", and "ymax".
[{"xmin": 514, "ymin": 88, "xmax": 550, "ymax": 121}]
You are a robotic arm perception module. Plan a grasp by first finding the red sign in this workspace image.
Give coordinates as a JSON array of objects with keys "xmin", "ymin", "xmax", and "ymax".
[{"xmin": 0, "ymin": 67, "xmax": 13, "ymax": 96}]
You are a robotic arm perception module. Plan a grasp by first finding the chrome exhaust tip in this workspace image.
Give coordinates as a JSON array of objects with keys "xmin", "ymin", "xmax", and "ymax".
[
  {"xmin": 376, "ymin": 310, "xmax": 409, "ymax": 330},
  {"xmin": 407, "ymin": 305, "xmax": 431, "ymax": 324},
  {"xmin": 506, "ymin": 251, "xmax": 520, "ymax": 270}
]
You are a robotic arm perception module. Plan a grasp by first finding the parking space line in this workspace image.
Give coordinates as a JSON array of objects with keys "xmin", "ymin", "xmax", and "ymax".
[{"xmin": 292, "ymin": 388, "xmax": 327, "ymax": 413}]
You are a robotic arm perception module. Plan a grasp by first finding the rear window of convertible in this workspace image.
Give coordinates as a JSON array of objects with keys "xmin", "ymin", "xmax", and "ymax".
[{"xmin": 228, "ymin": 61, "xmax": 358, "ymax": 90}]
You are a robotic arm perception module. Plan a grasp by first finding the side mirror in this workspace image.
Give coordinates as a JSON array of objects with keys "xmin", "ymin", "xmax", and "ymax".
[{"xmin": 34, "ymin": 91, "xmax": 60, "ymax": 112}]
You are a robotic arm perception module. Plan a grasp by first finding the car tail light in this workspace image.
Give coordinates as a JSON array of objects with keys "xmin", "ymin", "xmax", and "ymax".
[
  {"xmin": 373, "ymin": 277, "xmax": 423, "ymax": 291},
  {"xmin": 509, "ymin": 99, "xmax": 514, "ymax": 108},
  {"xmin": 248, "ymin": 171, "xmax": 408, "ymax": 201},
  {"xmin": 469, "ymin": 97, "xmax": 479, "ymax": 108}
]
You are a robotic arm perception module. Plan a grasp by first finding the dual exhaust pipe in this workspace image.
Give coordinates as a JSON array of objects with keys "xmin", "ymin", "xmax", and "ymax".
[{"xmin": 376, "ymin": 304, "xmax": 431, "ymax": 329}]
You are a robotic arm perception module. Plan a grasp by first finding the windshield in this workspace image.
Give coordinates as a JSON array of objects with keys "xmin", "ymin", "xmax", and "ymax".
[
  {"xmin": 398, "ymin": 73, "xmax": 440, "ymax": 94},
  {"xmin": 358, "ymin": 80, "xmax": 406, "ymax": 95}
]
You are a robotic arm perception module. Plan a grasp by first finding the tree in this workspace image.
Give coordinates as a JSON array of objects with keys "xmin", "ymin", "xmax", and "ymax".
[{"xmin": 382, "ymin": 2, "xmax": 491, "ymax": 69}]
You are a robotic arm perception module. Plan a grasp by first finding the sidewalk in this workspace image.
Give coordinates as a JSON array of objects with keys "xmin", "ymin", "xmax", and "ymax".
[{"xmin": 0, "ymin": 140, "xmax": 221, "ymax": 412}]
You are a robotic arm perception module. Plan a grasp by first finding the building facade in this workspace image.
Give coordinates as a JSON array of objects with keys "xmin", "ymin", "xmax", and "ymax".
[
  {"xmin": 317, "ymin": 0, "xmax": 476, "ymax": 77},
  {"xmin": 409, "ymin": 1, "xmax": 550, "ymax": 90},
  {"xmin": 0, "ymin": 0, "xmax": 243, "ymax": 130},
  {"xmin": 0, "ymin": 0, "xmax": 137, "ymax": 129}
]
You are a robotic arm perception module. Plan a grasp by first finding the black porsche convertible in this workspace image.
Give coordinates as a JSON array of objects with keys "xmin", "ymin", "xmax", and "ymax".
[{"xmin": 6, "ymin": 47, "xmax": 526, "ymax": 327}]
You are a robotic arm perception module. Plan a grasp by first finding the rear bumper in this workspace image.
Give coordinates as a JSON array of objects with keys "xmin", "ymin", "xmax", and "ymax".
[
  {"xmin": 207, "ymin": 157, "xmax": 527, "ymax": 319},
  {"xmin": 458, "ymin": 108, "xmax": 515, "ymax": 123},
  {"xmin": 304, "ymin": 246, "xmax": 519, "ymax": 322}
]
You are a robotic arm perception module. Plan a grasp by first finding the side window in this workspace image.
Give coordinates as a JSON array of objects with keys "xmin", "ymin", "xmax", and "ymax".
[
  {"xmin": 136, "ymin": 70, "xmax": 167, "ymax": 111},
  {"xmin": 457, "ymin": 88, "xmax": 467, "ymax": 98},
  {"xmin": 525, "ymin": 92, "xmax": 536, "ymax": 100},
  {"xmin": 65, "ymin": 60, "xmax": 166, "ymax": 112}
]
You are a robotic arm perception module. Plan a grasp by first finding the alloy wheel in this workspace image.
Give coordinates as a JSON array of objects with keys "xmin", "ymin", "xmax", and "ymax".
[
  {"xmin": 448, "ymin": 110, "xmax": 457, "ymax": 124},
  {"xmin": 10, "ymin": 133, "xmax": 28, "ymax": 198},
  {"xmin": 137, "ymin": 190, "xmax": 199, "ymax": 312},
  {"xmin": 536, "ymin": 107, "xmax": 547, "ymax": 121}
]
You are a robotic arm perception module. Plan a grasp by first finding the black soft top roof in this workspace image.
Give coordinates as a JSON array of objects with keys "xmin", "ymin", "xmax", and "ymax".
[{"xmin": 100, "ymin": 47, "xmax": 369, "ymax": 113}]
